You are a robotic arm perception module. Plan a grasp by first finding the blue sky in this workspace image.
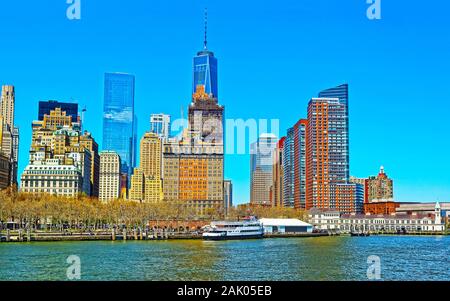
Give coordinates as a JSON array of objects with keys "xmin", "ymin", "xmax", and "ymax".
[{"xmin": 0, "ymin": 0, "xmax": 449, "ymax": 204}]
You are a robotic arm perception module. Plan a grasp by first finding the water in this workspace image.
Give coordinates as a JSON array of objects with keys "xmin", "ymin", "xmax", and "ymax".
[{"xmin": 0, "ymin": 236, "xmax": 449, "ymax": 281}]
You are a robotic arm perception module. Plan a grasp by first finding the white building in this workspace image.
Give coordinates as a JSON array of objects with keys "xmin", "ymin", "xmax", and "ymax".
[
  {"xmin": 99, "ymin": 151, "xmax": 121, "ymax": 202},
  {"xmin": 259, "ymin": 218, "xmax": 313, "ymax": 233},
  {"xmin": 150, "ymin": 114, "xmax": 171, "ymax": 141},
  {"xmin": 308, "ymin": 202, "xmax": 445, "ymax": 233},
  {"xmin": 20, "ymin": 159, "xmax": 86, "ymax": 197},
  {"xmin": 66, "ymin": 149, "xmax": 92, "ymax": 196}
]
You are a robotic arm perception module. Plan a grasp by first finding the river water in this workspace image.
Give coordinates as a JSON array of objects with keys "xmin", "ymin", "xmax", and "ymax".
[{"xmin": 0, "ymin": 236, "xmax": 448, "ymax": 281}]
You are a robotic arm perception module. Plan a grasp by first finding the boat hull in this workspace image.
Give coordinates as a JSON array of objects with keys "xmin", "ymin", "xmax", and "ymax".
[{"xmin": 203, "ymin": 234, "xmax": 264, "ymax": 241}]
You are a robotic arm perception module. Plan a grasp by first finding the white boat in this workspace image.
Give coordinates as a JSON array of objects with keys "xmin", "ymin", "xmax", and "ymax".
[{"xmin": 202, "ymin": 217, "xmax": 264, "ymax": 240}]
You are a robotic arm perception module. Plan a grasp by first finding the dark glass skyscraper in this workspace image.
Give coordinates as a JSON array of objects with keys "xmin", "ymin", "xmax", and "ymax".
[
  {"xmin": 102, "ymin": 73, "xmax": 136, "ymax": 176},
  {"xmin": 38, "ymin": 100, "xmax": 78, "ymax": 122}
]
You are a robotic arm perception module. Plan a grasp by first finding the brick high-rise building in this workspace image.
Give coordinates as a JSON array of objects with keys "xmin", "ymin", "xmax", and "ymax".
[{"xmin": 305, "ymin": 97, "xmax": 362, "ymax": 213}]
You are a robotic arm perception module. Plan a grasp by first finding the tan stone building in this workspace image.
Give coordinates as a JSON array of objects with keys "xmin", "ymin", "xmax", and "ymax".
[
  {"xmin": 129, "ymin": 132, "xmax": 163, "ymax": 203},
  {"xmin": 140, "ymin": 132, "xmax": 161, "ymax": 177},
  {"xmin": 1, "ymin": 85, "xmax": 15, "ymax": 128},
  {"xmin": 129, "ymin": 167, "xmax": 145, "ymax": 201},
  {"xmin": 21, "ymin": 107, "xmax": 99, "ymax": 196},
  {"xmin": 99, "ymin": 151, "xmax": 121, "ymax": 202},
  {"xmin": 0, "ymin": 85, "xmax": 18, "ymax": 187},
  {"xmin": 162, "ymin": 83, "xmax": 225, "ymax": 214},
  {"xmin": 163, "ymin": 142, "xmax": 224, "ymax": 213}
]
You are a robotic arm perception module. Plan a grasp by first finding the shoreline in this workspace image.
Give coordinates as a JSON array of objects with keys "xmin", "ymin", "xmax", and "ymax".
[{"xmin": 0, "ymin": 231, "xmax": 446, "ymax": 243}]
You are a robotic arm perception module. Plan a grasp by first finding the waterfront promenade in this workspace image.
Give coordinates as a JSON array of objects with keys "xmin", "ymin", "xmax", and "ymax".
[
  {"xmin": 0, "ymin": 229, "xmax": 330, "ymax": 242},
  {"xmin": 0, "ymin": 229, "xmax": 446, "ymax": 243}
]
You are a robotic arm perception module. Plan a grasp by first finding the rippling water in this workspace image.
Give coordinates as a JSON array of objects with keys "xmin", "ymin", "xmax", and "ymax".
[{"xmin": 0, "ymin": 236, "xmax": 448, "ymax": 281}]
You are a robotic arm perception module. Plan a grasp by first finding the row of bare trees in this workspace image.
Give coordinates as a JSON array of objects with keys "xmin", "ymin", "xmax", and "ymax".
[
  {"xmin": 0, "ymin": 189, "xmax": 216, "ymax": 231},
  {"xmin": 0, "ymin": 188, "xmax": 307, "ymax": 232}
]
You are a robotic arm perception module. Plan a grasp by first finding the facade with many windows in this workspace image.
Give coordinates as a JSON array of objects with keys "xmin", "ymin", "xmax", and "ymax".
[
  {"xmin": 20, "ymin": 160, "xmax": 85, "ymax": 196},
  {"xmin": 99, "ymin": 151, "xmax": 121, "ymax": 202},
  {"xmin": 250, "ymin": 134, "xmax": 277, "ymax": 206},
  {"xmin": 308, "ymin": 202, "xmax": 445, "ymax": 233}
]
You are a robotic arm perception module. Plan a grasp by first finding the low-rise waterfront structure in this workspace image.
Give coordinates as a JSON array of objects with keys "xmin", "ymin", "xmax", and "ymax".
[
  {"xmin": 259, "ymin": 218, "xmax": 313, "ymax": 233},
  {"xmin": 364, "ymin": 199, "xmax": 399, "ymax": 215},
  {"xmin": 308, "ymin": 202, "xmax": 445, "ymax": 233}
]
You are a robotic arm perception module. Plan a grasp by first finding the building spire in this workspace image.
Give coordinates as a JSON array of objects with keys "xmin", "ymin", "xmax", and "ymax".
[{"xmin": 203, "ymin": 7, "xmax": 208, "ymax": 50}]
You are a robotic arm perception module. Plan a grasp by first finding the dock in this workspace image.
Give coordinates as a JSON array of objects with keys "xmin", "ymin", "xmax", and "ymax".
[{"xmin": 0, "ymin": 229, "xmax": 335, "ymax": 243}]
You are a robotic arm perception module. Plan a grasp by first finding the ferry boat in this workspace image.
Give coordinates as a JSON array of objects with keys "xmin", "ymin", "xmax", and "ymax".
[{"xmin": 202, "ymin": 217, "xmax": 264, "ymax": 240}]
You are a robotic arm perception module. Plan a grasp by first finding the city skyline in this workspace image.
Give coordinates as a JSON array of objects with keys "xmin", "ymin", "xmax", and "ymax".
[{"xmin": 1, "ymin": 1, "xmax": 449, "ymax": 204}]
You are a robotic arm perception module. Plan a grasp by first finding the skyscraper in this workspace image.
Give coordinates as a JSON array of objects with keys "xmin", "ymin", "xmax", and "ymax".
[
  {"xmin": 282, "ymin": 119, "xmax": 308, "ymax": 209},
  {"xmin": 150, "ymin": 113, "xmax": 171, "ymax": 141},
  {"xmin": 38, "ymin": 100, "xmax": 78, "ymax": 123},
  {"xmin": 224, "ymin": 180, "xmax": 233, "ymax": 215},
  {"xmin": 306, "ymin": 97, "xmax": 361, "ymax": 213},
  {"xmin": 0, "ymin": 85, "xmax": 18, "ymax": 186},
  {"xmin": 162, "ymin": 12, "xmax": 224, "ymax": 214},
  {"xmin": 318, "ymin": 84, "xmax": 349, "ymax": 180},
  {"xmin": 271, "ymin": 137, "xmax": 285, "ymax": 207},
  {"xmin": 193, "ymin": 9, "xmax": 218, "ymax": 98},
  {"xmin": 102, "ymin": 73, "xmax": 136, "ymax": 177},
  {"xmin": 139, "ymin": 132, "xmax": 162, "ymax": 178},
  {"xmin": 129, "ymin": 132, "xmax": 163, "ymax": 203},
  {"xmin": 250, "ymin": 133, "xmax": 278, "ymax": 206},
  {"xmin": 1, "ymin": 86, "xmax": 15, "ymax": 127}
]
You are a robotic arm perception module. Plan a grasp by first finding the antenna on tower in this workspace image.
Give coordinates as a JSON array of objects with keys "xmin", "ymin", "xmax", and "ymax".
[
  {"xmin": 203, "ymin": 7, "xmax": 208, "ymax": 50},
  {"xmin": 81, "ymin": 106, "xmax": 87, "ymax": 132}
]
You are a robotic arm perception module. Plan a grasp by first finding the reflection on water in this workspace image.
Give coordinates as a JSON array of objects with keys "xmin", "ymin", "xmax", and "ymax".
[{"xmin": 0, "ymin": 236, "xmax": 449, "ymax": 281}]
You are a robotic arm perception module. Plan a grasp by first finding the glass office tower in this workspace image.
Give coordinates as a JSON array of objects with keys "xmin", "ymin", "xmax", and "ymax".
[
  {"xmin": 193, "ymin": 49, "xmax": 218, "ymax": 98},
  {"xmin": 102, "ymin": 73, "xmax": 136, "ymax": 176},
  {"xmin": 250, "ymin": 134, "xmax": 278, "ymax": 206}
]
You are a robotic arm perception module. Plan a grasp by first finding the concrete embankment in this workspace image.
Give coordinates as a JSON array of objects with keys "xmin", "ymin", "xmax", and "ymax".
[{"xmin": 0, "ymin": 230, "xmax": 334, "ymax": 243}]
